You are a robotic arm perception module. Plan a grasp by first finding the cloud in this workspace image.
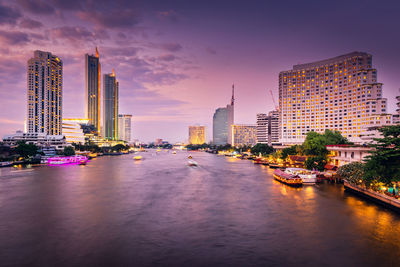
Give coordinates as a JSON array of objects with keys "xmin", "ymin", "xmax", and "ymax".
[
  {"xmin": 16, "ymin": 0, "xmax": 55, "ymax": 15},
  {"xmin": 101, "ymin": 46, "xmax": 139, "ymax": 57},
  {"xmin": 158, "ymin": 54, "xmax": 176, "ymax": 62},
  {"xmin": 0, "ymin": 30, "xmax": 30, "ymax": 45},
  {"xmin": 0, "ymin": 3, "xmax": 22, "ymax": 24},
  {"xmin": 160, "ymin": 43, "xmax": 182, "ymax": 52},
  {"xmin": 19, "ymin": 18, "xmax": 43, "ymax": 29},
  {"xmin": 205, "ymin": 47, "xmax": 217, "ymax": 55},
  {"xmin": 78, "ymin": 8, "xmax": 140, "ymax": 28},
  {"xmin": 157, "ymin": 10, "xmax": 179, "ymax": 22},
  {"xmin": 50, "ymin": 26, "xmax": 107, "ymax": 43}
]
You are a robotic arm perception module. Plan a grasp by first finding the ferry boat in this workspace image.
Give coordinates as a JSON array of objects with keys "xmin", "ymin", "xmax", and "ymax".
[
  {"xmin": 188, "ymin": 160, "xmax": 198, "ymax": 166},
  {"xmin": 285, "ymin": 168, "xmax": 317, "ymax": 184},
  {"xmin": 0, "ymin": 161, "xmax": 12, "ymax": 168},
  {"xmin": 133, "ymin": 155, "xmax": 143, "ymax": 160},
  {"xmin": 47, "ymin": 155, "xmax": 88, "ymax": 166},
  {"xmin": 273, "ymin": 169, "xmax": 303, "ymax": 186}
]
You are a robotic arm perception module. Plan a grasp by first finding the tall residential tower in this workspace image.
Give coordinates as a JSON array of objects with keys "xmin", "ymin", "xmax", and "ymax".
[
  {"xmin": 85, "ymin": 48, "xmax": 101, "ymax": 134},
  {"xmin": 118, "ymin": 114, "xmax": 132, "ymax": 142},
  {"xmin": 103, "ymin": 69, "xmax": 119, "ymax": 140},
  {"xmin": 27, "ymin": 50, "xmax": 63, "ymax": 135}
]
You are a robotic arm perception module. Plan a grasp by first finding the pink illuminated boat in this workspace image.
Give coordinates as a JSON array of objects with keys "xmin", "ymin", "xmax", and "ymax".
[{"xmin": 47, "ymin": 155, "xmax": 88, "ymax": 166}]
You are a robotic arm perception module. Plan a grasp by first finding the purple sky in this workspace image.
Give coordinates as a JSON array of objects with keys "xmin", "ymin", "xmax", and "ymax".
[{"xmin": 0, "ymin": 0, "xmax": 399, "ymax": 143}]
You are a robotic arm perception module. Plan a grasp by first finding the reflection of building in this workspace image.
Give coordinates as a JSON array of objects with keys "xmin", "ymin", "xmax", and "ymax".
[
  {"xmin": 2, "ymin": 131, "xmax": 67, "ymax": 150},
  {"xmin": 62, "ymin": 118, "xmax": 89, "ymax": 144},
  {"xmin": 27, "ymin": 50, "xmax": 63, "ymax": 135},
  {"xmin": 85, "ymin": 48, "xmax": 101, "ymax": 134},
  {"xmin": 103, "ymin": 69, "xmax": 119, "ymax": 140},
  {"xmin": 279, "ymin": 52, "xmax": 389, "ymax": 144},
  {"xmin": 231, "ymin": 124, "xmax": 257, "ymax": 147},
  {"xmin": 118, "ymin": 114, "xmax": 132, "ymax": 142},
  {"xmin": 189, "ymin": 126, "xmax": 206, "ymax": 144},
  {"xmin": 327, "ymin": 145, "xmax": 373, "ymax": 167},
  {"xmin": 213, "ymin": 85, "xmax": 234, "ymax": 145}
]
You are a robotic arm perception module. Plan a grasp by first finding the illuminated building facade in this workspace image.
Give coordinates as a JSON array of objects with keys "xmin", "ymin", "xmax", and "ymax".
[
  {"xmin": 27, "ymin": 50, "xmax": 63, "ymax": 135},
  {"xmin": 62, "ymin": 118, "xmax": 89, "ymax": 144},
  {"xmin": 85, "ymin": 48, "xmax": 101, "ymax": 134},
  {"xmin": 189, "ymin": 126, "xmax": 206, "ymax": 144},
  {"xmin": 213, "ymin": 85, "xmax": 234, "ymax": 145},
  {"xmin": 256, "ymin": 110, "xmax": 279, "ymax": 145},
  {"xmin": 279, "ymin": 52, "xmax": 389, "ymax": 144},
  {"xmin": 231, "ymin": 124, "xmax": 257, "ymax": 147},
  {"xmin": 103, "ymin": 70, "xmax": 119, "ymax": 140},
  {"xmin": 118, "ymin": 114, "xmax": 132, "ymax": 142}
]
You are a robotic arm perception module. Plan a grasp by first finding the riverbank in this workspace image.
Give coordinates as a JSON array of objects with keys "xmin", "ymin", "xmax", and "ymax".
[{"xmin": 344, "ymin": 180, "xmax": 400, "ymax": 212}]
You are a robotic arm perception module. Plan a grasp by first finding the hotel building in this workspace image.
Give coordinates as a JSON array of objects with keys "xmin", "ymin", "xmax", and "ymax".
[
  {"xmin": 189, "ymin": 126, "xmax": 206, "ymax": 145},
  {"xmin": 256, "ymin": 110, "xmax": 279, "ymax": 145},
  {"xmin": 118, "ymin": 114, "xmax": 132, "ymax": 142},
  {"xmin": 85, "ymin": 48, "xmax": 101, "ymax": 134},
  {"xmin": 213, "ymin": 85, "xmax": 234, "ymax": 145},
  {"xmin": 279, "ymin": 52, "xmax": 389, "ymax": 144},
  {"xmin": 231, "ymin": 124, "xmax": 257, "ymax": 147},
  {"xmin": 103, "ymin": 70, "xmax": 119, "ymax": 140},
  {"xmin": 62, "ymin": 118, "xmax": 89, "ymax": 144},
  {"xmin": 27, "ymin": 50, "xmax": 63, "ymax": 135}
]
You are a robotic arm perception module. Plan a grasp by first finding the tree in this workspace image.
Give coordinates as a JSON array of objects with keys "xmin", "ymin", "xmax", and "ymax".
[
  {"xmin": 250, "ymin": 143, "xmax": 274, "ymax": 156},
  {"xmin": 337, "ymin": 162, "xmax": 365, "ymax": 185},
  {"xmin": 15, "ymin": 142, "xmax": 38, "ymax": 158},
  {"xmin": 303, "ymin": 130, "xmax": 351, "ymax": 156},
  {"xmin": 281, "ymin": 145, "xmax": 302, "ymax": 160},
  {"xmin": 364, "ymin": 125, "xmax": 400, "ymax": 186},
  {"xmin": 63, "ymin": 146, "xmax": 75, "ymax": 156},
  {"xmin": 112, "ymin": 144, "xmax": 128, "ymax": 152},
  {"xmin": 304, "ymin": 155, "xmax": 327, "ymax": 171}
]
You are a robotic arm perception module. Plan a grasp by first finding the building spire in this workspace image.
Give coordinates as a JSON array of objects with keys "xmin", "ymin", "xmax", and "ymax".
[
  {"xmin": 112, "ymin": 68, "xmax": 115, "ymax": 76},
  {"xmin": 231, "ymin": 83, "xmax": 235, "ymax": 106},
  {"xmin": 95, "ymin": 47, "xmax": 99, "ymax": 57}
]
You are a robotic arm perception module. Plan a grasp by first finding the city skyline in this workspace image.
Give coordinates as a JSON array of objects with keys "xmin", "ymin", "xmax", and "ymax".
[{"xmin": 0, "ymin": 1, "xmax": 399, "ymax": 143}]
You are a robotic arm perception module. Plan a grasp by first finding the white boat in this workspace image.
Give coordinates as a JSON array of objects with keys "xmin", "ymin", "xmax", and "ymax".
[
  {"xmin": 284, "ymin": 168, "xmax": 317, "ymax": 184},
  {"xmin": 0, "ymin": 161, "xmax": 12, "ymax": 167},
  {"xmin": 188, "ymin": 160, "xmax": 198, "ymax": 166}
]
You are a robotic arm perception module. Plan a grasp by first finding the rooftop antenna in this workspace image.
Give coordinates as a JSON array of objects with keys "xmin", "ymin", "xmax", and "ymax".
[{"xmin": 231, "ymin": 84, "xmax": 235, "ymax": 106}]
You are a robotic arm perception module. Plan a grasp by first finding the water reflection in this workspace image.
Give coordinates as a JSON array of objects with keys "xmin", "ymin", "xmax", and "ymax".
[{"xmin": 0, "ymin": 151, "xmax": 399, "ymax": 267}]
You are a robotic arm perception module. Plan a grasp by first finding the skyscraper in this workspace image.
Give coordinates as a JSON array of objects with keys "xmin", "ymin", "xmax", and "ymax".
[
  {"xmin": 268, "ymin": 110, "xmax": 279, "ymax": 145},
  {"xmin": 231, "ymin": 124, "xmax": 257, "ymax": 147},
  {"xmin": 279, "ymin": 52, "xmax": 389, "ymax": 144},
  {"xmin": 256, "ymin": 113, "xmax": 268, "ymax": 144},
  {"xmin": 189, "ymin": 126, "xmax": 206, "ymax": 144},
  {"xmin": 85, "ymin": 48, "xmax": 101, "ymax": 134},
  {"xmin": 103, "ymin": 69, "xmax": 119, "ymax": 140},
  {"xmin": 213, "ymin": 85, "xmax": 234, "ymax": 145},
  {"xmin": 118, "ymin": 114, "xmax": 132, "ymax": 142},
  {"xmin": 27, "ymin": 50, "xmax": 63, "ymax": 135}
]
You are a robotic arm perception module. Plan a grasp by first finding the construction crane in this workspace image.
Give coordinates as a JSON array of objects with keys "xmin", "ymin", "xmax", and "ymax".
[{"xmin": 269, "ymin": 90, "xmax": 278, "ymax": 110}]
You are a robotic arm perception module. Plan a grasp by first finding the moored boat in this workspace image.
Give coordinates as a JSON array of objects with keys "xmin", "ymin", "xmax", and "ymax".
[
  {"xmin": 273, "ymin": 169, "xmax": 302, "ymax": 186},
  {"xmin": 47, "ymin": 155, "xmax": 88, "ymax": 166},
  {"xmin": 0, "ymin": 161, "xmax": 12, "ymax": 168},
  {"xmin": 269, "ymin": 163, "xmax": 281, "ymax": 168},
  {"xmin": 285, "ymin": 168, "xmax": 317, "ymax": 184}
]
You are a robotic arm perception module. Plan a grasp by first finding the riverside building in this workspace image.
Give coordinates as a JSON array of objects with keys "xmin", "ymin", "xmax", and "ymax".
[
  {"xmin": 118, "ymin": 114, "xmax": 132, "ymax": 142},
  {"xmin": 103, "ymin": 69, "xmax": 119, "ymax": 140},
  {"xmin": 27, "ymin": 50, "xmax": 63, "ymax": 135},
  {"xmin": 188, "ymin": 126, "xmax": 206, "ymax": 145},
  {"xmin": 279, "ymin": 52, "xmax": 390, "ymax": 144},
  {"xmin": 231, "ymin": 124, "xmax": 257, "ymax": 147},
  {"xmin": 85, "ymin": 48, "xmax": 101, "ymax": 134},
  {"xmin": 213, "ymin": 85, "xmax": 234, "ymax": 145},
  {"xmin": 62, "ymin": 118, "xmax": 89, "ymax": 144},
  {"xmin": 256, "ymin": 110, "xmax": 279, "ymax": 145}
]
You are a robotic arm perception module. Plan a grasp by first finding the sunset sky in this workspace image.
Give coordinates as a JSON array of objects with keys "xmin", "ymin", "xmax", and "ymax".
[{"xmin": 0, "ymin": 0, "xmax": 399, "ymax": 143}]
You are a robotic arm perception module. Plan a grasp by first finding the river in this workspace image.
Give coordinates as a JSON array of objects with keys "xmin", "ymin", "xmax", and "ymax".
[{"xmin": 0, "ymin": 150, "xmax": 399, "ymax": 266}]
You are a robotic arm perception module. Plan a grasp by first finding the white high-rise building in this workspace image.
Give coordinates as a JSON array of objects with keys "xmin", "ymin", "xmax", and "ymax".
[
  {"xmin": 256, "ymin": 110, "xmax": 279, "ymax": 145},
  {"xmin": 27, "ymin": 50, "xmax": 63, "ymax": 135},
  {"xmin": 279, "ymin": 52, "xmax": 389, "ymax": 144},
  {"xmin": 118, "ymin": 114, "xmax": 132, "ymax": 142},
  {"xmin": 256, "ymin": 113, "xmax": 268, "ymax": 144}
]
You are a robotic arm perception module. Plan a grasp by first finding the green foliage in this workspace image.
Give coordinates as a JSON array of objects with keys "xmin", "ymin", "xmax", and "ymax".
[
  {"xmin": 186, "ymin": 143, "xmax": 209, "ymax": 150},
  {"xmin": 303, "ymin": 130, "xmax": 351, "ymax": 156},
  {"xmin": 250, "ymin": 143, "xmax": 274, "ymax": 156},
  {"xmin": 337, "ymin": 162, "xmax": 365, "ymax": 185},
  {"xmin": 63, "ymin": 146, "xmax": 75, "ymax": 156},
  {"xmin": 112, "ymin": 144, "xmax": 129, "ymax": 152},
  {"xmin": 364, "ymin": 125, "xmax": 400, "ymax": 185},
  {"xmin": 73, "ymin": 143, "xmax": 101, "ymax": 153},
  {"xmin": 304, "ymin": 155, "xmax": 327, "ymax": 171},
  {"xmin": 15, "ymin": 142, "xmax": 38, "ymax": 158},
  {"xmin": 281, "ymin": 145, "xmax": 303, "ymax": 160}
]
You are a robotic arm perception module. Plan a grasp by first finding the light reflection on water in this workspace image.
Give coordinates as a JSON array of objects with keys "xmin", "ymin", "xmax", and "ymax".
[{"xmin": 0, "ymin": 151, "xmax": 399, "ymax": 267}]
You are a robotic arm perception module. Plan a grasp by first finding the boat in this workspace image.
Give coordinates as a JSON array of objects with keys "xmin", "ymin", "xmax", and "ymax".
[
  {"xmin": 0, "ymin": 161, "xmax": 12, "ymax": 168},
  {"xmin": 79, "ymin": 160, "xmax": 87, "ymax": 165},
  {"xmin": 88, "ymin": 152, "xmax": 97, "ymax": 158},
  {"xmin": 269, "ymin": 163, "xmax": 281, "ymax": 168},
  {"xmin": 284, "ymin": 168, "xmax": 317, "ymax": 184},
  {"xmin": 273, "ymin": 169, "xmax": 302, "ymax": 186},
  {"xmin": 172, "ymin": 151, "xmax": 177, "ymax": 154},
  {"xmin": 188, "ymin": 160, "xmax": 198, "ymax": 166},
  {"xmin": 188, "ymin": 155, "xmax": 193, "ymax": 159},
  {"xmin": 133, "ymin": 156, "xmax": 143, "ymax": 160},
  {"xmin": 47, "ymin": 155, "xmax": 88, "ymax": 166}
]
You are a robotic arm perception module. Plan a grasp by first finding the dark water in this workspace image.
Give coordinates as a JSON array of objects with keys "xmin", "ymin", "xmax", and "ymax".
[{"xmin": 1, "ymin": 151, "xmax": 400, "ymax": 267}]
